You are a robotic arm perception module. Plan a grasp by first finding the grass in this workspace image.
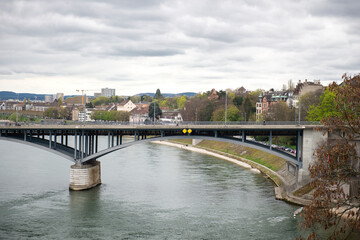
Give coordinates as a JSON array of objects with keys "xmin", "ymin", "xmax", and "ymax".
[
  {"xmin": 196, "ymin": 140, "xmax": 286, "ymax": 172},
  {"xmin": 293, "ymin": 182, "xmax": 314, "ymax": 197}
]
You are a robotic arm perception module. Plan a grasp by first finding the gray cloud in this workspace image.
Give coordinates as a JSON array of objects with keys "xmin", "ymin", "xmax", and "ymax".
[{"xmin": 0, "ymin": 0, "xmax": 359, "ymax": 95}]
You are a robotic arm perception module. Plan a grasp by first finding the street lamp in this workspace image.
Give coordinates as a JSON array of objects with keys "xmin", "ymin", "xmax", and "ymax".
[
  {"xmin": 225, "ymin": 91, "xmax": 228, "ymax": 125},
  {"xmin": 153, "ymin": 101, "xmax": 156, "ymax": 125}
]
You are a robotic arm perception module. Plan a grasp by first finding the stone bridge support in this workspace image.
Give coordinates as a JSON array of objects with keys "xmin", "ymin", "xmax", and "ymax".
[
  {"xmin": 69, "ymin": 160, "xmax": 101, "ymax": 190},
  {"xmin": 297, "ymin": 128, "xmax": 328, "ymax": 186}
]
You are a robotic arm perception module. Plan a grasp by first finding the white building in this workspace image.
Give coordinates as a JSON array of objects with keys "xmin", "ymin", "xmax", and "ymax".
[
  {"xmin": 44, "ymin": 95, "xmax": 53, "ymax": 103},
  {"xmin": 101, "ymin": 88, "xmax": 115, "ymax": 98},
  {"xmin": 117, "ymin": 100, "xmax": 136, "ymax": 112},
  {"xmin": 56, "ymin": 93, "xmax": 64, "ymax": 101}
]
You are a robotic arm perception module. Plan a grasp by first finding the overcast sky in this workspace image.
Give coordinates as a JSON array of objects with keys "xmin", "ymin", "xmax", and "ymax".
[{"xmin": 1, "ymin": 0, "xmax": 359, "ymax": 96}]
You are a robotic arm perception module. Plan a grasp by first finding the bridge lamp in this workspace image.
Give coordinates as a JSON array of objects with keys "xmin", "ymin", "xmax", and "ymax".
[{"xmin": 225, "ymin": 91, "xmax": 228, "ymax": 125}]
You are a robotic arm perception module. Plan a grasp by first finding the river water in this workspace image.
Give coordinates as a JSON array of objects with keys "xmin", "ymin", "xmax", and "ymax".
[{"xmin": 0, "ymin": 138, "xmax": 303, "ymax": 239}]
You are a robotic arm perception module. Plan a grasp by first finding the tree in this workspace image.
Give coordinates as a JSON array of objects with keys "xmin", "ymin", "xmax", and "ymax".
[
  {"xmin": 264, "ymin": 101, "xmax": 295, "ymax": 121},
  {"xmin": 233, "ymin": 96, "xmax": 243, "ymax": 109},
  {"xmin": 176, "ymin": 95, "xmax": 187, "ymax": 110},
  {"xmin": 211, "ymin": 105, "xmax": 240, "ymax": 121},
  {"xmin": 149, "ymin": 102, "xmax": 162, "ymax": 120},
  {"xmin": 243, "ymin": 97, "xmax": 255, "ymax": 121},
  {"xmin": 306, "ymin": 89, "xmax": 338, "ymax": 121},
  {"xmin": 299, "ymin": 74, "xmax": 360, "ymax": 239},
  {"xmin": 154, "ymin": 89, "xmax": 164, "ymax": 100},
  {"xmin": 300, "ymin": 89, "xmax": 324, "ymax": 120}
]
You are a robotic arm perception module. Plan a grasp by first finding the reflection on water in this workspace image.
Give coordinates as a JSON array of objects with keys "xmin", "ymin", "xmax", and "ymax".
[{"xmin": 0, "ymin": 139, "xmax": 304, "ymax": 239}]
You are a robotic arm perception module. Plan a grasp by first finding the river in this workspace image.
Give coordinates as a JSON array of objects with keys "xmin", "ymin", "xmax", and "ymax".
[{"xmin": 0, "ymin": 138, "xmax": 303, "ymax": 239}]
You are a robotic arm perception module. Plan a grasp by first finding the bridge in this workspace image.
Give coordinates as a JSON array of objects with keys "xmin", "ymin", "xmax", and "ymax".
[{"xmin": 0, "ymin": 122, "xmax": 326, "ymax": 190}]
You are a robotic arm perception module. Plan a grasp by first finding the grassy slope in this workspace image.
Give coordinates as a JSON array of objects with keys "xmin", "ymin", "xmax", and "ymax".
[{"xmin": 196, "ymin": 140, "xmax": 286, "ymax": 172}]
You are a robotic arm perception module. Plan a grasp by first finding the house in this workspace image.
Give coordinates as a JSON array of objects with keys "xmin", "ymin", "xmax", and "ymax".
[
  {"xmin": 72, "ymin": 108, "xmax": 93, "ymax": 121},
  {"xmin": 129, "ymin": 108, "xmax": 149, "ymax": 123},
  {"xmin": 0, "ymin": 102, "xmax": 6, "ymax": 110},
  {"xmin": 117, "ymin": 100, "xmax": 136, "ymax": 112},
  {"xmin": 160, "ymin": 110, "xmax": 183, "ymax": 123},
  {"xmin": 256, "ymin": 90, "xmax": 292, "ymax": 120},
  {"xmin": 292, "ymin": 80, "xmax": 323, "ymax": 108}
]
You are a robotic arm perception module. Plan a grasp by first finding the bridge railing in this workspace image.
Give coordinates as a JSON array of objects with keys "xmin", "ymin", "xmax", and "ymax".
[{"xmin": 14, "ymin": 120, "xmax": 321, "ymax": 126}]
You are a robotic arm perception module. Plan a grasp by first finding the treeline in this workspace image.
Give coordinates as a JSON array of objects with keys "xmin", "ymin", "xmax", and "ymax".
[{"xmin": 91, "ymin": 110, "xmax": 129, "ymax": 121}]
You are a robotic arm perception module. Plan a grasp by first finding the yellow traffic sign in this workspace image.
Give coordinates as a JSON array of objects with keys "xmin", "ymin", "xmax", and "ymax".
[
  {"xmin": 182, "ymin": 129, "xmax": 187, "ymax": 134},
  {"xmin": 188, "ymin": 129, "xmax": 192, "ymax": 134}
]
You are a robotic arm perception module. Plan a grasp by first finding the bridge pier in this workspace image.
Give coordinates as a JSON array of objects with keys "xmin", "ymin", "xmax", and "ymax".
[
  {"xmin": 69, "ymin": 160, "xmax": 101, "ymax": 191},
  {"xmin": 297, "ymin": 129, "xmax": 327, "ymax": 186}
]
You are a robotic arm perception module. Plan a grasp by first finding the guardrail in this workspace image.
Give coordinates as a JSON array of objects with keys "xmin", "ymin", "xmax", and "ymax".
[{"xmin": 6, "ymin": 120, "xmax": 321, "ymax": 126}]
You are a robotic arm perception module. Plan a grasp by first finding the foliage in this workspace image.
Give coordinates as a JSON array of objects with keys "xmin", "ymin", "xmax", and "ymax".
[
  {"xmin": 233, "ymin": 96, "xmax": 243, "ymax": 109},
  {"xmin": 148, "ymin": 102, "xmax": 162, "ymax": 120},
  {"xmin": 299, "ymin": 74, "xmax": 360, "ymax": 240},
  {"xmin": 243, "ymin": 97, "xmax": 256, "ymax": 121},
  {"xmin": 300, "ymin": 89, "xmax": 324, "ymax": 120},
  {"xmin": 141, "ymin": 95, "xmax": 153, "ymax": 103},
  {"xmin": 211, "ymin": 105, "xmax": 240, "ymax": 121},
  {"xmin": 176, "ymin": 95, "xmax": 187, "ymax": 110},
  {"xmin": 264, "ymin": 101, "xmax": 295, "ymax": 121},
  {"xmin": 91, "ymin": 96, "xmax": 124, "ymax": 106},
  {"xmin": 43, "ymin": 107, "xmax": 70, "ymax": 119},
  {"xmin": 154, "ymin": 89, "xmax": 164, "ymax": 100},
  {"xmin": 306, "ymin": 89, "xmax": 339, "ymax": 121},
  {"xmin": 91, "ymin": 110, "xmax": 129, "ymax": 121}
]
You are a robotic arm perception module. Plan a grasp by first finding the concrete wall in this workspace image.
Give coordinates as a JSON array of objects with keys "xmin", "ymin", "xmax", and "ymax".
[
  {"xmin": 192, "ymin": 139, "xmax": 203, "ymax": 145},
  {"xmin": 297, "ymin": 129, "xmax": 327, "ymax": 185}
]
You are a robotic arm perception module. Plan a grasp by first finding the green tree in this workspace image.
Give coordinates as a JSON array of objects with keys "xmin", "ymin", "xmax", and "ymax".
[
  {"xmin": 176, "ymin": 95, "xmax": 187, "ymax": 110},
  {"xmin": 154, "ymin": 89, "xmax": 164, "ymax": 100},
  {"xmin": 233, "ymin": 96, "xmax": 243, "ymax": 109},
  {"xmin": 243, "ymin": 97, "xmax": 255, "ymax": 121},
  {"xmin": 149, "ymin": 102, "xmax": 162, "ymax": 120},
  {"xmin": 300, "ymin": 89, "xmax": 324, "ymax": 120},
  {"xmin": 211, "ymin": 105, "xmax": 240, "ymax": 121},
  {"xmin": 44, "ymin": 107, "xmax": 60, "ymax": 119},
  {"xmin": 306, "ymin": 89, "xmax": 338, "ymax": 121}
]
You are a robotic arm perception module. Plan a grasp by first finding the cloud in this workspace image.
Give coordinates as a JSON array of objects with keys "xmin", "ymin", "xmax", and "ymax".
[{"xmin": 0, "ymin": 0, "xmax": 359, "ymax": 95}]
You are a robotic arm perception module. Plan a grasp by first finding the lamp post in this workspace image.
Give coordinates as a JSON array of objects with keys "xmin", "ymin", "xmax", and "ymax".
[
  {"xmin": 298, "ymin": 99, "xmax": 301, "ymax": 125},
  {"xmin": 225, "ymin": 91, "xmax": 228, "ymax": 125},
  {"xmin": 153, "ymin": 101, "xmax": 156, "ymax": 125}
]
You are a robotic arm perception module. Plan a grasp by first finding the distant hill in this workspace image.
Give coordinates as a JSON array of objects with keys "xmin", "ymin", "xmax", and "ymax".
[
  {"xmin": 0, "ymin": 91, "xmax": 47, "ymax": 101},
  {"xmin": 0, "ymin": 91, "xmax": 197, "ymax": 101},
  {"xmin": 135, "ymin": 92, "xmax": 197, "ymax": 98},
  {"xmin": 0, "ymin": 91, "xmax": 80, "ymax": 101}
]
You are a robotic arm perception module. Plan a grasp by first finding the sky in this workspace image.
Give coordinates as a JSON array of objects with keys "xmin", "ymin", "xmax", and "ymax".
[{"xmin": 0, "ymin": 0, "xmax": 359, "ymax": 96}]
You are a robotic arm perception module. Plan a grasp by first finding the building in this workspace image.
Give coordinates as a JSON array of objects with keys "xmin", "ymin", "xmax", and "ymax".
[
  {"xmin": 56, "ymin": 93, "xmax": 64, "ymax": 101},
  {"xmin": 44, "ymin": 95, "xmax": 53, "ymax": 103},
  {"xmin": 72, "ymin": 109, "xmax": 93, "ymax": 121},
  {"xmin": 292, "ymin": 80, "xmax": 323, "ymax": 108},
  {"xmin": 101, "ymin": 88, "xmax": 115, "ymax": 98},
  {"xmin": 256, "ymin": 90, "xmax": 292, "ymax": 120},
  {"xmin": 129, "ymin": 108, "xmax": 149, "ymax": 123},
  {"xmin": 117, "ymin": 100, "xmax": 136, "ymax": 112},
  {"xmin": 160, "ymin": 110, "xmax": 183, "ymax": 123},
  {"xmin": 94, "ymin": 92, "xmax": 102, "ymax": 98}
]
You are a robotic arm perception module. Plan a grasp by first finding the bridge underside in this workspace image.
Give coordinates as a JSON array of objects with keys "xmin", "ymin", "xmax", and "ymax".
[{"xmin": 0, "ymin": 127, "xmax": 303, "ymax": 168}]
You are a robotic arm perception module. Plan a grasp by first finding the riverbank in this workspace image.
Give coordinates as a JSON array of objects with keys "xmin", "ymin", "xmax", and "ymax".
[{"xmin": 152, "ymin": 140, "xmax": 312, "ymax": 206}]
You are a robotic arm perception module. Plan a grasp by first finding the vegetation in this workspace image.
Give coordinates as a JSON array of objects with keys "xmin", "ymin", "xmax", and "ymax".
[
  {"xmin": 44, "ymin": 107, "xmax": 70, "ymax": 119},
  {"xmin": 306, "ymin": 89, "xmax": 338, "ymax": 121},
  {"xmin": 91, "ymin": 96, "xmax": 124, "ymax": 106},
  {"xmin": 299, "ymin": 74, "xmax": 360, "ymax": 239},
  {"xmin": 91, "ymin": 110, "xmax": 129, "ymax": 121},
  {"xmin": 148, "ymin": 102, "xmax": 162, "ymax": 120}
]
